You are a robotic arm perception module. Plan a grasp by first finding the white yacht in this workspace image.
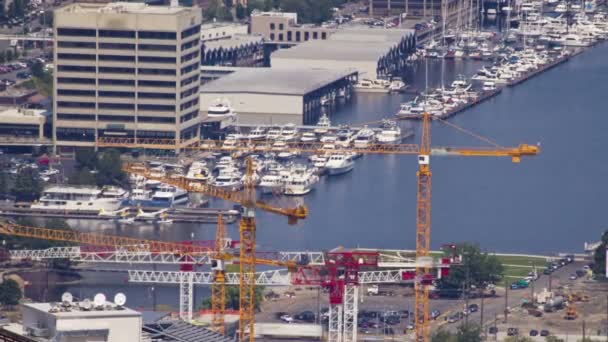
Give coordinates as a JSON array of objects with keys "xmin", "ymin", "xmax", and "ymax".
[
  {"xmin": 326, "ymin": 154, "xmax": 355, "ymax": 175},
  {"xmin": 259, "ymin": 173, "xmax": 285, "ymax": 194},
  {"xmin": 353, "ymin": 79, "xmax": 390, "ymax": 93},
  {"xmin": 314, "ymin": 114, "xmax": 332, "ymax": 134},
  {"xmin": 284, "ymin": 165, "xmax": 319, "ymax": 196},
  {"xmin": 266, "ymin": 126, "xmax": 282, "ymax": 140},
  {"xmin": 32, "ymin": 186, "xmax": 128, "ymax": 212},
  {"xmin": 558, "ymin": 33, "xmax": 592, "ymax": 47},
  {"xmin": 300, "ymin": 132, "xmax": 317, "ymax": 142},
  {"xmin": 336, "ymin": 127, "xmax": 355, "ymax": 147},
  {"xmin": 207, "ymin": 98, "xmax": 237, "ymax": 128},
  {"xmin": 388, "ymin": 77, "xmax": 407, "ymax": 93},
  {"xmin": 186, "ymin": 161, "xmax": 211, "ymax": 181},
  {"xmin": 149, "ymin": 185, "xmax": 189, "ymax": 207},
  {"xmin": 354, "ymin": 126, "xmax": 375, "ymax": 148},
  {"xmin": 214, "ymin": 156, "xmax": 234, "ymax": 171},
  {"xmin": 248, "ymin": 127, "xmax": 266, "ymax": 140},
  {"xmin": 482, "ymin": 81, "xmax": 497, "ymax": 91},
  {"xmin": 212, "ymin": 168, "xmax": 243, "ymax": 190},
  {"xmin": 281, "ymin": 124, "xmax": 299, "ymax": 141},
  {"xmin": 376, "ymin": 120, "xmax": 402, "ymax": 143},
  {"xmin": 555, "ymin": 2, "xmax": 567, "ymax": 12}
]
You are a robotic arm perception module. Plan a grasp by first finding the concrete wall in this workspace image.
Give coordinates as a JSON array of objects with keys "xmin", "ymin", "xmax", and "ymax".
[{"xmin": 200, "ymin": 92, "xmax": 303, "ymax": 125}]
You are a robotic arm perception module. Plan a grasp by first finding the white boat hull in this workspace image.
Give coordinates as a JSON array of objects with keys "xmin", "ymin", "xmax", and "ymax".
[{"xmin": 327, "ymin": 163, "xmax": 354, "ymax": 175}]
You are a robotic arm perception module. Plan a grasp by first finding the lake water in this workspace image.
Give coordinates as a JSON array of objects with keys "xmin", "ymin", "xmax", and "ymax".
[{"xmin": 44, "ymin": 42, "xmax": 608, "ymax": 309}]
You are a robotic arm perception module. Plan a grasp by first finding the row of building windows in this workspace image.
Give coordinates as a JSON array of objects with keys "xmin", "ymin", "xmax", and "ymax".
[
  {"xmin": 58, "ymin": 89, "xmax": 178, "ymax": 99},
  {"xmin": 99, "ymin": 54, "xmax": 135, "ymax": 62},
  {"xmin": 58, "ymin": 65, "xmax": 183, "ymax": 76},
  {"xmin": 139, "ymin": 104, "xmax": 175, "ymax": 111},
  {"xmin": 140, "ymin": 68, "xmax": 176, "ymax": 76},
  {"xmin": 181, "ymin": 38, "xmax": 199, "ymax": 51},
  {"xmin": 139, "ymin": 56, "xmax": 176, "ymax": 64},
  {"xmin": 269, "ymin": 23, "xmax": 284, "ymax": 30},
  {"xmin": 180, "ymin": 61, "xmax": 199, "ymax": 75},
  {"xmin": 180, "ymin": 98, "xmax": 198, "ymax": 111},
  {"xmin": 57, "ymin": 113, "xmax": 177, "ymax": 124},
  {"xmin": 181, "ymin": 50, "xmax": 199, "ymax": 63},
  {"xmin": 180, "ymin": 86, "xmax": 198, "ymax": 99},
  {"xmin": 59, "ymin": 41, "xmax": 176, "ymax": 52},
  {"xmin": 181, "ymin": 25, "xmax": 200, "ymax": 39},
  {"xmin": 180, "ymin": 109, "xmax": 198, "ymax": 123},
  {"xmin": 58, "ymin": 101, "xmax": 180, "ymax": 111},
  {"xmin": 57, "ymin": 28, "xmax": 179, "ymax": 40},
  {"xmin": 180, "ymin": 75, "xmax": 198, "ymax": 87},
  {"xmin": 269, "ymin": 30, "xmax": 327, "ymax": 42},
  {"xmin": 57, "ymin": 78, "xmax": 179, "ymax": 88}
]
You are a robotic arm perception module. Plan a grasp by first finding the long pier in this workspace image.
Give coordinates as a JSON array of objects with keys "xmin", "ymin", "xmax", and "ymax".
[{"xmin": 0, "ymin": 205, "xmax": 239, "ymax": 224}]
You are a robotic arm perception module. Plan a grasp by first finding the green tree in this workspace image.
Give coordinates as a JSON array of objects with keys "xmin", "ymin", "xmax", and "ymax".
[
  {"xmin": 69, "ymin": 168, "xmax": 97, "ymax": 186},
  {"xmin": 42, "ymin": 10, "xmax": 53, "ymax": 27},
  {"xmin": 5, "ymin": 49, "xmax": 13, "ymax": 62},
  {"xmin": 430, "ymin": 323, "xmax": 481, "ymax": 342},
  {"xmin": 592, "ymin": 230, "xmax": 608, "ymax": 277},
  {"xmin": 11, "ymin": 168, "xmax": 43, "ymax": 201},
  {"xmin": 95, "ymin": 149, "xmax": 126, "ymax": 187},
  {"xmin": 203, "ymin": 0, "xmax": 233, "ymax": 21},
  {"xmin": 201, "ymin": 285, "xmax": 265, "ymax": 310},
  {"xmin": 437, "ymin": 243, "xmax": 504, "ymax": 290},
  {"xmin": 545, "ymin": 336, "xmax": 565, "ymax": 342},
  {"xmin": 0, "ymin": 51, "xmax": 5, "ymax": 63},
  {"xmin": 236, "ymin": 3, "xmax": 246, "ymax": 19},
  {"xmin": 504, "ymin": 337, "xmax": 534, "ymax": 342},
  {"xmin": 31, "ymin": 60, "xmax": 45, "ymax": 79},
  {"xmin": 0, "ymin": 279, "xmax": 22, "ymax": 306},
  {"xmin": 75, "ymin": 147, "xmax": 97, "ymax": 170}
]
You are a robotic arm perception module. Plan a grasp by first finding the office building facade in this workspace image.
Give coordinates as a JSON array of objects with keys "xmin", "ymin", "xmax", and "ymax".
[{"xmin": 53, "ymin": 2, "xmax": 202, "ymax": 150}]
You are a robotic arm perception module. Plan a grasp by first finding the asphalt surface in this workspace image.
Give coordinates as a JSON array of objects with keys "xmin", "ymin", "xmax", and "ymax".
[{"xmin": 256, "ymin": 261, "xmax": 589, "ymax": 340}]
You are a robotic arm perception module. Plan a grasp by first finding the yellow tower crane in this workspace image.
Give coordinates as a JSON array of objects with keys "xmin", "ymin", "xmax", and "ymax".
[
  {"xmin": 99, "ymin": 112, "xmax": 539, "ymax": 342},
  {"xmin": 212, "ymin": 214, "xmax": 227, "ymax": 335},
  {"xmin": 123, "ymin": 158, "xmax": 307, "ymax": 342}
]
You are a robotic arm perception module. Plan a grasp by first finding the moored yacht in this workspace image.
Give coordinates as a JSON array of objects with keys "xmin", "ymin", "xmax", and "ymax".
[
  {"xmin": 207, "ymin": 98, "xmax": 237, "ymax": 128},
  {"xmin": 376, "ymin": 120, "xmax": 402, "ymax": 143},
  {"xmin": 32, "ymin": 185, "xmax": 128, "ymax": 212},
  {"xmin": 314, "ymin": 114, "xmax": 332, "ymax": 134},
  {"xmin": 353, "ymin": 79, "xmax": 390, "ymax": 93},
  {"xmin": 149, "ymin": 184, "xmax": 189, "ymax": 207},
  {"xmin": 284, "ymin": 165, "xmax": 319, "ymax": 196},
  {"xmin": 326, "ymin": 154, "xmax": 355, "ymax": 175},
  {"xmin": 248, "ymin": 127, "xmax": 266, "ymax": 140},
  {"xmin": 212, "ymin": 168, "xmax": 243, "ymax": 190},
  {"xmin": 354, "ymin": 126, "xmax": 375, "ymax": 148}
]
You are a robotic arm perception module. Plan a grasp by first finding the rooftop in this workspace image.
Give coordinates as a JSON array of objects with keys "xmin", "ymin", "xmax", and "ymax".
[
  {"xmin": 271, "ymin": 39, "xmax": 397, "ymax": 62},
  {"xmin": 200, "ymin": 68, "xmax": 357, "ymax": 96},
  {"xmin": 55, "ymin": 2, "xmax": 192, "ymax": 15},
  {"xmin": 143, "ymin": 321, "xmax": 232, "ymax": 342},
  {"xmin": 42, "ymin": 185, "xmax": 102, "ymax": 195},
  {"xmin": 251, "ymin": 10, "xmax": 298, "ymax": 21},
  {"xmin": 330, "ymin": 27, "xmax": 415, "ymax": 43},
  {"xmin": 203, "ymin": 34, "xmax": 263, "ymax": 50},
  {"xmin": 24, "ymin": 302, "xmax": 141, "ymax": 318}
]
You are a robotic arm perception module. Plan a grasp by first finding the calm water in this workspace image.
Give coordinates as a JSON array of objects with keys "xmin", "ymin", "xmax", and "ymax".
[{"xmin": 50, "ymin": 43, "xmax": 608, "ymax": 309}]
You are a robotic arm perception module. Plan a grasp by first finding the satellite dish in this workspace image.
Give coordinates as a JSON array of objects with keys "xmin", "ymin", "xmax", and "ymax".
[
  {"xmin": 61, "ymin": 292, "xmax": 73, "ymax": 305},
  {"xmin": 93, "ymin": 293, "xmax": 106, "ymax": 308},
  {"xmin": 81, "ymin": 298, "xmax": 92, "ymax": 310},
  {"xmin": 114, "ymin": 293, "xmax": 126, "ymax": 307}
]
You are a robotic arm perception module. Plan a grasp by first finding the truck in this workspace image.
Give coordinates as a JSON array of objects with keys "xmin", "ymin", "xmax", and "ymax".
[
  {"xmin": 367, "ymin": 285, "xmax": 379, "ymax": 295},
  {"xmin": 544, "ymin": 296, "xmax": 565, "ymax": 312}
]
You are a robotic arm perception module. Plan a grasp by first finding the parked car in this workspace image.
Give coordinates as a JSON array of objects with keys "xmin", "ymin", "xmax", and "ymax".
[
  {"xmin": 488, "ymin": 326, "xmax": 498, "ymax": 334},
  {"xmin": 468, "ymin": 304, "xmax": 479, "ymax": 313},
  {"xmin": 294, "ymin": 311, "xmax": 315, "ymax": 322},
  {"xmin": 16, "ymin": 71, "xmax": 30, "ymax": 79},
  {"xmin": 569, "ymin": 274, "xmax": 578, "ymax": 280},
  {"xmin": 398, "ymin": 310, "xmax": 410, "ymax": 318},
  {"xmin": 280, "ymin": 313, "xmax": 293, "ymax": 323},
  {"xmin": 530, "ymin": 329, "xmax": 538, "ymax": 336},
  {"xmin": 275, "ymin": 311, "xmax": 288, "ymax": 319},
  {"xmin": 507, "ymin": 327, "xmax": 519, "ymax": 336},
  {"xmin": 430, "ymin": 309, "xmax": 441, "ymax": 320},
  {"xmin": 540, "ymin": 329, "xmax": 550, "ymax": 336}
]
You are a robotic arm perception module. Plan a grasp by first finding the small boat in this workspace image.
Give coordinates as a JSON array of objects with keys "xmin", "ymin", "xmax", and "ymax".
[
  {"xmin": 284, "ymin": 165, "xmax": 319, "ymax": 196},
  {"xmin": 482, "ymin": 81, "xmax": 497, "ymax": 91},
  {"xmin": 248, "ymin": 127, "xmax": 266, "ymax": 140},
  {"xmin": 266, "ymin": 126, "xmax": 282, "ymax": 140},
  {"xmin": 207, "ymin": 98, "xmax": 237, "ymax": 129},
  {"xmin": 388, "ymin": 77, "xmax": 407, "ymax": 93},
  {"xmin": 314, "ymin": 114, "xmax": 332, "ymax": 134},
  {"xmin": 117, "ymin": 211, "xmax": 134, "ymax": 225},
  {"xmin": 376, "ymin": 120, "xmax": 401, "ymax": 143},
  {"xmin": 212, "ymin": 168, "xmax": 243, "ymax": 190},
  {"xmin": 281, "ymin": 123, "xmax": 299, "ymax": 141},
  {"xmin": 336, "ymin": 127, "xmax": 355, "ymax": 147},
  {"xmin": 354, "ymin": 126, "xmax": 375, "ymax": 148},
  {"xmin": 353, "ymin": 78, "xmax": 390, "ymax": 93},
  {"xmin": 259, "ymin": 173, "xmax": 285, "ymax": 194},
  {"xmin": 300, "ymin": 132, "xmax": 317, "ymax": 142},
  {"xmin": 326, "ymin": 154, "xmax": 355, "ymax": 176}
]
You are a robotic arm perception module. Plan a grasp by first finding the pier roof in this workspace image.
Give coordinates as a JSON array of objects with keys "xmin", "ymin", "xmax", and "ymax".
[
  {"xmin": 271, "ymin": 39, "xmax": 396, "ymax": 62},
  {"xmin": 199, "ymin": 67, "xmax": 356, "ymax": 96}
]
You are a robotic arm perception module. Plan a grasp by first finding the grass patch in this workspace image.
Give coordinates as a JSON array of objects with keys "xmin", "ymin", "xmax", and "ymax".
[
  {"xmin": 493, "ymin": 255, "xmax": 549, "ymax": 267},
  {"xmin": 503, "ymin": 265, "xmax": 535, "ymax": 279}
]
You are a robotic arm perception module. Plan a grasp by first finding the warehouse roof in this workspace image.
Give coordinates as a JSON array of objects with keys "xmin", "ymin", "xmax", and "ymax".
[
  {"xmin": 330, "ymin": 27, "xmax": 415, "ymax": 43},
  {"xmin": 200, "ymin": 68, "xmax": 357, "ymax": 96},
  {"xmin": 271, "ymin": 39, "xmax": 396, "ymax": 62},
  {"xmin": 143, "ymin": 321, "xmax": 232, "ymax": 342}
]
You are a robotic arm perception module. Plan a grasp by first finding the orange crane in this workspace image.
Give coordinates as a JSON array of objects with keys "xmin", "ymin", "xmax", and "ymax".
[
  {"xmin": 99, "ymin": 112, "xmax": 538, "ymax": 342},
  {"xmin": 212, "ymin": 214, "xmax": 228, "ymax": 335},
  {"xmin": 123, "ymin": 158, "xmax": 307, "ymax": 342}
]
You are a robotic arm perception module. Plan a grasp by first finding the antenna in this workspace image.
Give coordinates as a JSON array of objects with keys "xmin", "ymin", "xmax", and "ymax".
[
  {"xmin": 61, "ymin": 292, "xmax": 73, "ymax": 307},
  {"xmin": 114, "ymin": 293, "xmax": 127, "ymax": 307},
  {"xmin": 93, "ymin": 293, "xmax": 106, "ymax": 308},
  {"xmin": 81, "ymin": 298, "xmax": 92, "ymax": 311}
]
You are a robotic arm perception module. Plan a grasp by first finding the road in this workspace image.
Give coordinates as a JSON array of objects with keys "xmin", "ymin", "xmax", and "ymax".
[{"xmin": 255, "ymin": 261, "xmax": 587, "ymax": 340}]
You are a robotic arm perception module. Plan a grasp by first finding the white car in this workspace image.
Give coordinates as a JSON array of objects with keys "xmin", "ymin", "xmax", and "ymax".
[{"xmin": 280, "ymin": 314, "xmax": 293, "ymax": 323}]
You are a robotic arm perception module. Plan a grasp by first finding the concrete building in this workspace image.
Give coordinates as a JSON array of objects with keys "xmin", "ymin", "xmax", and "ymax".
[
  {"xmin": 3, "ymin": 301, "xmax": 142, "ymax": 342},
  {"xmin": 0, "ymin": 107, "xmax": 47, "ymax": 140},
  {"xmin": 199, "ymin": 68, "xmax": 357, "ymax": 126},
  {"xmin": 202, "ymin": 34, "xmax": 264, "ymax": 67},
  {"xmin": 271, "ymin": 28, "xmax": 416, "ymax": 80},
  {"xmin": 201, "ymin": 22, "xmax": 248, "ymax": 42},
  {"xmin": 53, "ymin": 2, "xmax": 202, "ymax": 150},
  {"xmin": 250, "ymin": 11, "xmax": 336, "ymax": 45}
]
